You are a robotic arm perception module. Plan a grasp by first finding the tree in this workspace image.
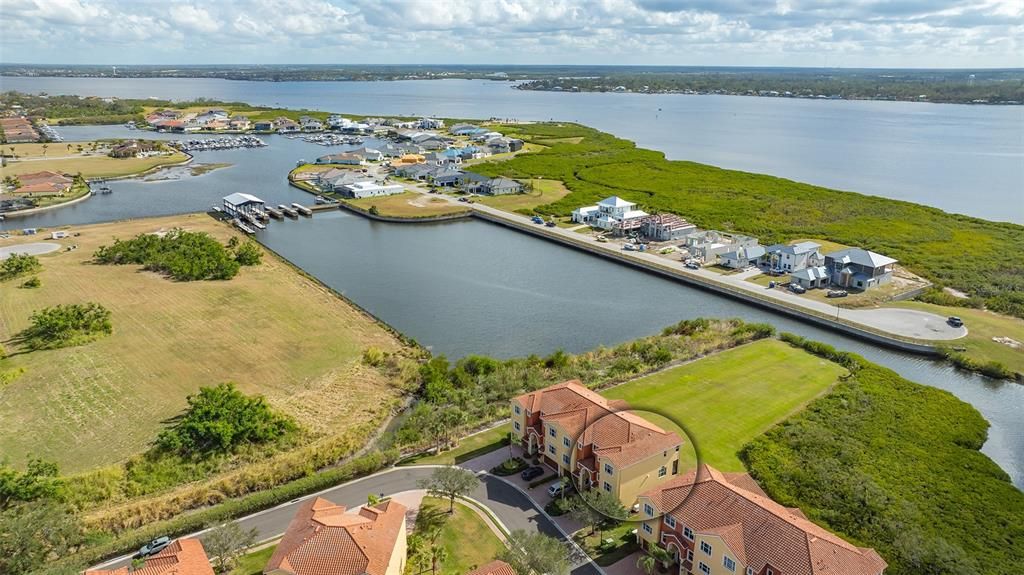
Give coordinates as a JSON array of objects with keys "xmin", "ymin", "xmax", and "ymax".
[
  {"xmin": 573, "ymin": 489, "xmax": 628, "ymax": 539},
  {"xmin": 41, "ymin": 143, "xmax": 48, "ymax": 156},
  {"xmin": 417, "ymin": 466, "xmax": 478, "ymax": 514},
  {"xmin": 20, "ymin": 302, "xmax": 112, "ymax": 350},
  {"xmin": 204, "ymin": 521, "xmax": 258, "ymax": 573},
  {"xmin": 427, "ymin": 542, "xmax": 448, "ymax": 575},
  {"xmin": 155, "ymin": 382, "xmax": 296, "ymax": 456},
  {"xmin": 0, "ymin": 501, "xmax": 84, "ymax": 574},
  {"xmin": 233, "ymin": 240, "xmax": 263, "ymax": 266},
  {"xmin": 0, "ymin": 253, "xmax": 41, "ymax": 280},
  {"xmin": 636, "ymin": 552, "xmax": 657, "ymax": 575},
  {"xmin": 498, "ymin": 530, "xmax": 571, "ymax": 575},
  {"xmin": 0, "ymin": 458, "xmax": 61, "ymax": 509}
]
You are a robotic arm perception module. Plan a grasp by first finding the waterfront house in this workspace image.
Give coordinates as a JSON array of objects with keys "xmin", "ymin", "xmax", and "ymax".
[
  {"xmin": 299, "ymin": 116, "xmax": 324, "ymax": 131},
  {"xmin": 351, "ymin": 147, "xmax": 384, "ymax": 162},
  {"xmin": 430, "ymin": 168, "xmax": 466, "ymax": 187},
  {"xmin": 265, "ymin": 497, "xmax": 407, "ymax": 575},
  {"xmin": 683, "ymin": 231, "xmax": 759, "ymax": 263},
  {"xmin": 469, "ymin": 176, "xmax": 523, "ymax": 196},
  {"xmin": 319, "ymin": 170, "xmax": 373, "ymax": 192},
  {"xmin": 825, "ymin": 248, "xmax": 898, "ymax": 290},
  {"xmin": 791, "ymin": 265, "xmax": 831, "ymax": 289},
  {"xmin": 394, "ymin": 163, "xmax": 435, "ymax": 180},
  {"xmin": 640, "ymin": 213, "xmax": 696, "ymax": 241},
  {"xmin": 718, "ymin": 244, "xmax": 767, "ymax": 269},
  {"xmin": 572, "ymin": 196, "xmax": 649, "ymax": 235},
  {"xmin": 276, "ymin": 117, "xmax": 301, "ymax": 133},
  {"xmin": 761, "ymin": 241, "xmax": 823, "ymax": 273},
  {"xmin": 229, "ymin": 115, "xmax": 251, "ymax": 130},
  {"xmin": 86, "ymin": 538, "xmax": 214, "ymax": 575},
  {"xmin": 512, "ymin": 380, "xmax": 682, "ymax": 507},
  {"xmin": 636, "ymin": 465, "xmax": 887, "ymax": 575},
  {"xmin": 418, "ymin": 118, "xmax": 445, "ymax": 129},
  {"xmin": 340, "ymin": 181, "xmax": 405, "ymax": 199},
  {"xmin": 109, "ymin": 140, "xmax": 160, "ymax": 158},
  {"xmin": 315, "ymin": 153, "xmax": 364, "ymax": 166},
  {"xmin": 253, "ymin": 120, "xmax": 276, "ymax": 132}
]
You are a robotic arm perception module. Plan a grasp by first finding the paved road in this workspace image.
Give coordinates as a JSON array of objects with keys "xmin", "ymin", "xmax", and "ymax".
[
  {"xmin": 0, "ymin": 241, "xmax": 61, "ymax": 260},
  {"xmin": 92, "ymin": 466, "xmax": 598, "ymax": 575}
]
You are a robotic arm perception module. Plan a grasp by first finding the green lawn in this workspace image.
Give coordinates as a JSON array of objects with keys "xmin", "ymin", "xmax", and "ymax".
[
  {"xmin": 400, "ymin": 425, "xmax": 510, "ymax": 466},
  {"xmin": 574, "ymin": 521, "xmax": 640, "ymax": 567},
  {"xmin": 229, "ymin": 544, "xmax": 276, "ymax": 575},
  {"xmin": 603, "ymin": 339, "xmax": 847, "ymax": 472},
  {"xmin": 890, "ymin": 301, "xmax": 1024, "ymax": 375},
  {"xmin": 416, "ymin": 497, "xmax": 506, "ymax": 575},
  {"xmin": 476, "ymin": 179, "xmax": 570, "ymax": 212}
]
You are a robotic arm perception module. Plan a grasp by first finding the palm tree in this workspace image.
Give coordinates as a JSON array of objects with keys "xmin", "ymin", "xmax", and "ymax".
[
  {"xmin": 636, "ymin": 552, "xmax": 657, "ymax": 575},
  {"xmin": 650, "ymin": 546, "xmax": 672, "ymax": 571},
  {"xmin": 41, "ymin": 143, "xmax": 48, "ymax": 157},
  {"xmin": 428, "ymin": 543, "xmax": 448, "ymax": 575}
]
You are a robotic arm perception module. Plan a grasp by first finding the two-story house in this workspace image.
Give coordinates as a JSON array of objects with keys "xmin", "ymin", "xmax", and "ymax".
[
  {"xmin": 761, "ymin": 241, "xmax": 823, "ymax": 273},
  {"xmin": 511, "ymin": 380, "xmax": 682, "ymax": 507},
  {"xmin": 636, "ymin": 465, "xmax": 887, "ymax": 575},
  {"xmin": 571, "ymin": 196, "xmax": 650, "ymax": 235},
  {"xmin": 824, "ymin": 248, "xmax": 898, "ymax": 291}
]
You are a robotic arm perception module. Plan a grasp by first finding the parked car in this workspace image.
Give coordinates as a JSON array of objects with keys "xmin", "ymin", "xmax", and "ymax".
[
  {"xmin": 547, "ymin": 481, "xmax": 568, "ymax": 497},
  {"xmin": 458, "ymin": 197, "xmax": 469, "ymax": 202},
  {"xmin": 137, "ymin": 536, "xmax": 171, "ymax": 558},
  {"xmin": 788, "ymin": 283, "xmax": 807, "ymax": 294},
  {"xmin": 768, "ymin": 281, "xmax": 777, "ymax": 289},
  {"xmin": 521, "ymin": 466, "xmax": 545, "ymax": 481},
  {"xmin": 827, "ymin": 289, "xmax": 848, "ymax": 298},
  {"xmin": 947, "ymin": 316, "xmax": 964, "ymax": 328},
  {"xmin": 684, "ymin": 260, "xmax": 700, "ymax": 270}
]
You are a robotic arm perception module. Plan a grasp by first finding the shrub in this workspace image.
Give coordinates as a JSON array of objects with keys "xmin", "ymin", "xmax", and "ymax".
[
  {"xmin": 528, "ymin": 473, "xmax": 558, "ymax": 489},
  {"xmin": 544, "ymin": 495, "xmax": 574, "ymax": 516},
  {"xmin": 20, "ymin": 276, "xmax": 41, "ymax": 289},
  {"xmin": 94, "ymin": 229, "xmax": 240, "ymax": 281},
  {"xmin": 155, "ymin": 383, "xmax": 296, "ymax": 456},
  {"xmin": 490, "ymin": 457, "xmax": 527, "ymax": 476},
  {"xmin": 362, "ymin": 346, "xmax": 386, "ymax": 367},
  {"xmin": 0, "ymin": 253, "xmax": 41, "ymax": 280},
  {"xmin": 232, "ymin": 240, "xmax": 263, "ymax": 266},
  {"xmin": 916, "ymin": 288, "xmax": 985, "ymax": 309},
  {"xmin": 21, "ymin": 303, "xmax": 112, "ymax": 350},
  {"xmin": 368, "ymin": 205, "xmax": 379, "ymax": 216},
  {"xmin": 662, "ymin": 318, "xmax": 710, "ymax": 336}
]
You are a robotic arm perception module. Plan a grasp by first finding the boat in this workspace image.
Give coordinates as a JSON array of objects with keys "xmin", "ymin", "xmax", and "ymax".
[
  {"xmin": 278, "ymin": 204, "xmax": 298, "ymax": 218},
  {"xmin": 314, "ymin": 195, "xmax": 327, "ymax": 204},
  {"xmin": 291, "ymin": 203, "xmax": 313, "ymax": 216}
]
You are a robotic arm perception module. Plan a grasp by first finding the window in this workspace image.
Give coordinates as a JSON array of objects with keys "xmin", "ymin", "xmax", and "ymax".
[
  {"xmin": 563, "ymin": 437, "xmax": 570, "ymax": 447},
  {"xmin": 672, "ymin": 460, "xmax": 679, "ymax": 474},
  {"xmin": 723, "ymin": 557, "xmax": 736, "ymax": 572},
  {"xmin": 642, "ymin": 523, "xmax": 653, "ymax": 534},
  {"xmin": 603, "ymin": 482, "xmax": 612, "ymax": 492},
  {"xmin": 658, "ymin": 466, "xmax": 667, "ymax": 477},
  {"xmin": 698, "ymin": 562, "xmax": 710, "ymax": 575},
  {"xmin": 548, "ymin": 445, "xmax": 556, "ymax": 455},
  {"xmin": 562, "ymin": 454, "xmax": 570, "ymax": 465},
  {"xmin": 684, "ymin": 527, "xmax": 694, "ymax": 541},
  {"xmin": 549, "ymin": 427, "xmax": 556, "ymax": 437},
  {"xmin": 604, "ymin": 463, "xmax": 614, "ymax": 475},
  {"xmin": 514, "ymin": 422, "xmax": 521, "ymax": 431},
  {"xmin": 766, "ymin": 569, "xmax": 774, "ymax": 575},
  {"xmin": 515, "ymin": 406, "xmax": 521, "ymax": 415},
  {"xmin": 665, "ymin": 515, "xmax": 676, "ymax": 528},
  {"xmin": 525, "ymin": 409, "xmax": 531, "ymax": 418},
  {"xmin": 746, "ymin": 569, "xmax": 754, "ymax": 575},
  {"xmin": 686, "ymin": 550, "xmax": 693, "ymax": 562},
  {"xmin": 700, "ymin": 541, "xmax": 712, "ymax": 556},
  {"xmin": 644, "ymin": 504, "xmax": 654, "ymax": 516}
]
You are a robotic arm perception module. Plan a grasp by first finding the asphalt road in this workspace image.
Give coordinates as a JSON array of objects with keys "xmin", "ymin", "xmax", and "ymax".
[{"xmin": 92, "ymin": 466, "xmax": 598, "ymax": 575}]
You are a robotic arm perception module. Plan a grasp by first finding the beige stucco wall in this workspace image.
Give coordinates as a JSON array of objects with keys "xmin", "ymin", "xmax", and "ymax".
[
  {"xmin": 690, "ymin": 533, "xmax": 743, "ymax": 575},
  {"xmin": 600, "ymin": 447, "xmax": 679, "ymax": 507},
  {"xmin": 384, "ymin": 518, "xmax": 408, "ymax": 575}
]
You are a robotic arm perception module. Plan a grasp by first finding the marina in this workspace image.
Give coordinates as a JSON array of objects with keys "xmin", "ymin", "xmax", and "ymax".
[{"xmin": 169, "ymin": 135, "xmax": 267, "ymax": 152}]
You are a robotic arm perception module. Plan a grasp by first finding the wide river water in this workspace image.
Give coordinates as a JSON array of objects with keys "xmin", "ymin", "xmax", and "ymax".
[
  {"xmin": 1, "ymin": 83, "xmax": 1022, "ymax": 488},
  {"xmin": 2, "ymin": 76, "xmax": 1023, "ymax": 223}
]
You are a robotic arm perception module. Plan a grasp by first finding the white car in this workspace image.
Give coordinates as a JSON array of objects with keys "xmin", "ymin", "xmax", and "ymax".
[{"xmin": 547, "ymin": 481, "xmax": 566, "ymax": 497}]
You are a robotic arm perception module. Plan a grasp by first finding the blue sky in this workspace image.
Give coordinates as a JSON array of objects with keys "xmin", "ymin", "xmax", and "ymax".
[{"xmin": 1, "ymin": 0, "xmax": 1021, "ymax": 68}]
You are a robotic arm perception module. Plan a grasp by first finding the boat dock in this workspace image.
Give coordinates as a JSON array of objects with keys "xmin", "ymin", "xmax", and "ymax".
[
  {"xmin": 266, "ymin": 206, "xmax": 284, "ymax": 219},
  {"xmin": 278, "ymin": 204, "xmax": 298, "ymax": 218},
  {"xmin": 291, "ymin": 203, "xmax": 313, "ymax": 216}
]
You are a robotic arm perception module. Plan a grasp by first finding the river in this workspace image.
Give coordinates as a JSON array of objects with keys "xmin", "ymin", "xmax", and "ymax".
[
  {"xmin": 2, "ymin": 76, "xmax": 1022, "ymax": 223},
  {"xmin": 0, "ymin": 99, "xmax": 1021, "ymax": 489}
]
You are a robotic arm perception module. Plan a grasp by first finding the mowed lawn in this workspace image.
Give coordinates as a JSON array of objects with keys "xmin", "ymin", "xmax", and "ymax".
[
  {"xmin": 0, "ymin": 214, "xmax": 408, "ymax": 472},
  {"xmin": 476, "ymin": 179, "xmax": 570, "ymax": 212},
  {"xmin": 0, "ymin": 141, "xmax": 189, "ymax": 179},
  {"xmin": 417, "ymin": 497, "xmax": 506, "ymax": 575},
  {"xmin": 347, "ymin": 191, "xmax": 469, "ymax": 218},
  {"xmin": 603, "ymin": 339, "xmax": 847, "ymax": 472}
]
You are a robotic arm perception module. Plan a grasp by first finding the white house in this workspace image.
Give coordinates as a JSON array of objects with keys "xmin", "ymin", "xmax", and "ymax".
[
  {"xmin": 340, "ymin": 181, "xmax": 404, "ymax": 199},
  {"xmin": 762, "ymin": 241, "xmax": 823, "ymax": 273},
  {"xmin": 791, "ymin": 265, "xmax": 830, "ymax": 289},
  {"xmin": 572, "ymin": 196, "xmax": 648, "ymax": 235}
]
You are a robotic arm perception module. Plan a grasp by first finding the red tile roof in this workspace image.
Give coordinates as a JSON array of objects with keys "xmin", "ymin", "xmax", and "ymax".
[
  {"xmin": 86, "ymin": 538, "xmax": 214, "ymax": 575},
  {"xmin": 514, "ymin": 380, "xmax": 681, "ymax": 468},
  {"xmin": 465, "ymin": 559, "xmax": 517, "ymax": 575},
  {"xmin": 265, "ymin": 497, "xmax": 407, "ymax": 575},
  {"xmin": 640, "ymin": 465, "xmax": 887, "ymax": 575}
]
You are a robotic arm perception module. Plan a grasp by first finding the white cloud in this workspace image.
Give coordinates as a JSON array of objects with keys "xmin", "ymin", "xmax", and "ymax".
[{"xmin": 0, "ymin": 0, "xmax": 1020, "ymax": 67}]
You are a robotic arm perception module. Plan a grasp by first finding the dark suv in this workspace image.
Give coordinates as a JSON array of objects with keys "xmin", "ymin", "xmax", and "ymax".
[{"xmin": 521, "ymin": 466, "xmax": 545, "ymax": 481}]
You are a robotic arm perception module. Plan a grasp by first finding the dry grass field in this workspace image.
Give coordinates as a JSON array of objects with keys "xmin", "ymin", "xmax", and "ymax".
[
  {"xmin": 0, "ymin": 141, "xmax": 189, "ymax": 179},
  {"xmin": 0, "ymin": 214, "xmax": 411, "ymax": 473},
  {"xmin": 476, "ymin": 179, "xmax": 570, "ymax": 212},
  {"xmin": 346, "ymin": 191, "xmax": 470, "ymax": 218}
]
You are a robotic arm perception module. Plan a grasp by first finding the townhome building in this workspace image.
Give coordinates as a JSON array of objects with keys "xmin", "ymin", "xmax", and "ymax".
[
  {"xmin": 511, "ymin": 380, "xmax": 682, "ymax": 507},
  {"xmin": 265, "ymin": 497, "xmax": 407, "ymax": 575},
  {"xmin": 636, "ymin": 465, "xmax": 886, "ymax": 575}
]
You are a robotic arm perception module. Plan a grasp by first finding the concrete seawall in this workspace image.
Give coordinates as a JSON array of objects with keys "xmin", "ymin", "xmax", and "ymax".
[{"xmin": 471, "ymin": 210, "xmax": 942, "ymax": 356}]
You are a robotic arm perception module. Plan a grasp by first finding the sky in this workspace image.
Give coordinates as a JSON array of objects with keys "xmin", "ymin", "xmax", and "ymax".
[{"xmin": 0, "ymin": 0, "xmax": 1022, "ymax": 68}]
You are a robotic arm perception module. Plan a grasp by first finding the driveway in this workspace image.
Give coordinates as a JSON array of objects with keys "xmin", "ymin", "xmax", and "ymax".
[
  {"xmin": 90, "ymin": 465, "xmax": 599, "ymax": 575},
  {"xmin": 0, "ymin": 241, "xmax": 61, "ymax": 260}
]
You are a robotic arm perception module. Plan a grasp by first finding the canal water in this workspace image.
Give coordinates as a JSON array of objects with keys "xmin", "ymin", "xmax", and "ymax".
[
  {"xmin": 2, "ymin": 76, "xmax": 1022, "ymax": 223},
  {"xmin": 1, "ymin": 115, "xmax": 1021, "ymax": 488}
]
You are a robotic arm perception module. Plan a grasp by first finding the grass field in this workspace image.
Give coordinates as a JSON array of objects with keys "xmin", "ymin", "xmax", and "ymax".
[
  {"xmin": 346, "ymin": 192, "xmax": 469, "ymax": 218},
  {"xmin": 229, "ymin": 544, "xmax": 276, "ymax": 575},
  {"xmin": 417, "ymin": 497, "xmax": 505, "ymax": 575},
  {"xmin": 400, "ymin": 425, "xmax": 509, "ymax": 466},
  {"xmin": 1, "ymin": 141, "xmax": 188, "ymax": 179},
  {"xmin": 476, "ymin": 179, "xmax": 570, "ymax": 212},
  {"xmin": 0, "ymin": 214, "xmax": 409, "ymax": 472},
  {"xmin": 890, "ymin": 301, "xmax": 1024, "ymax": 374},
  {"xmin": 603, "ymin": 339, "xmax": 846, "ymax": 472}
]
